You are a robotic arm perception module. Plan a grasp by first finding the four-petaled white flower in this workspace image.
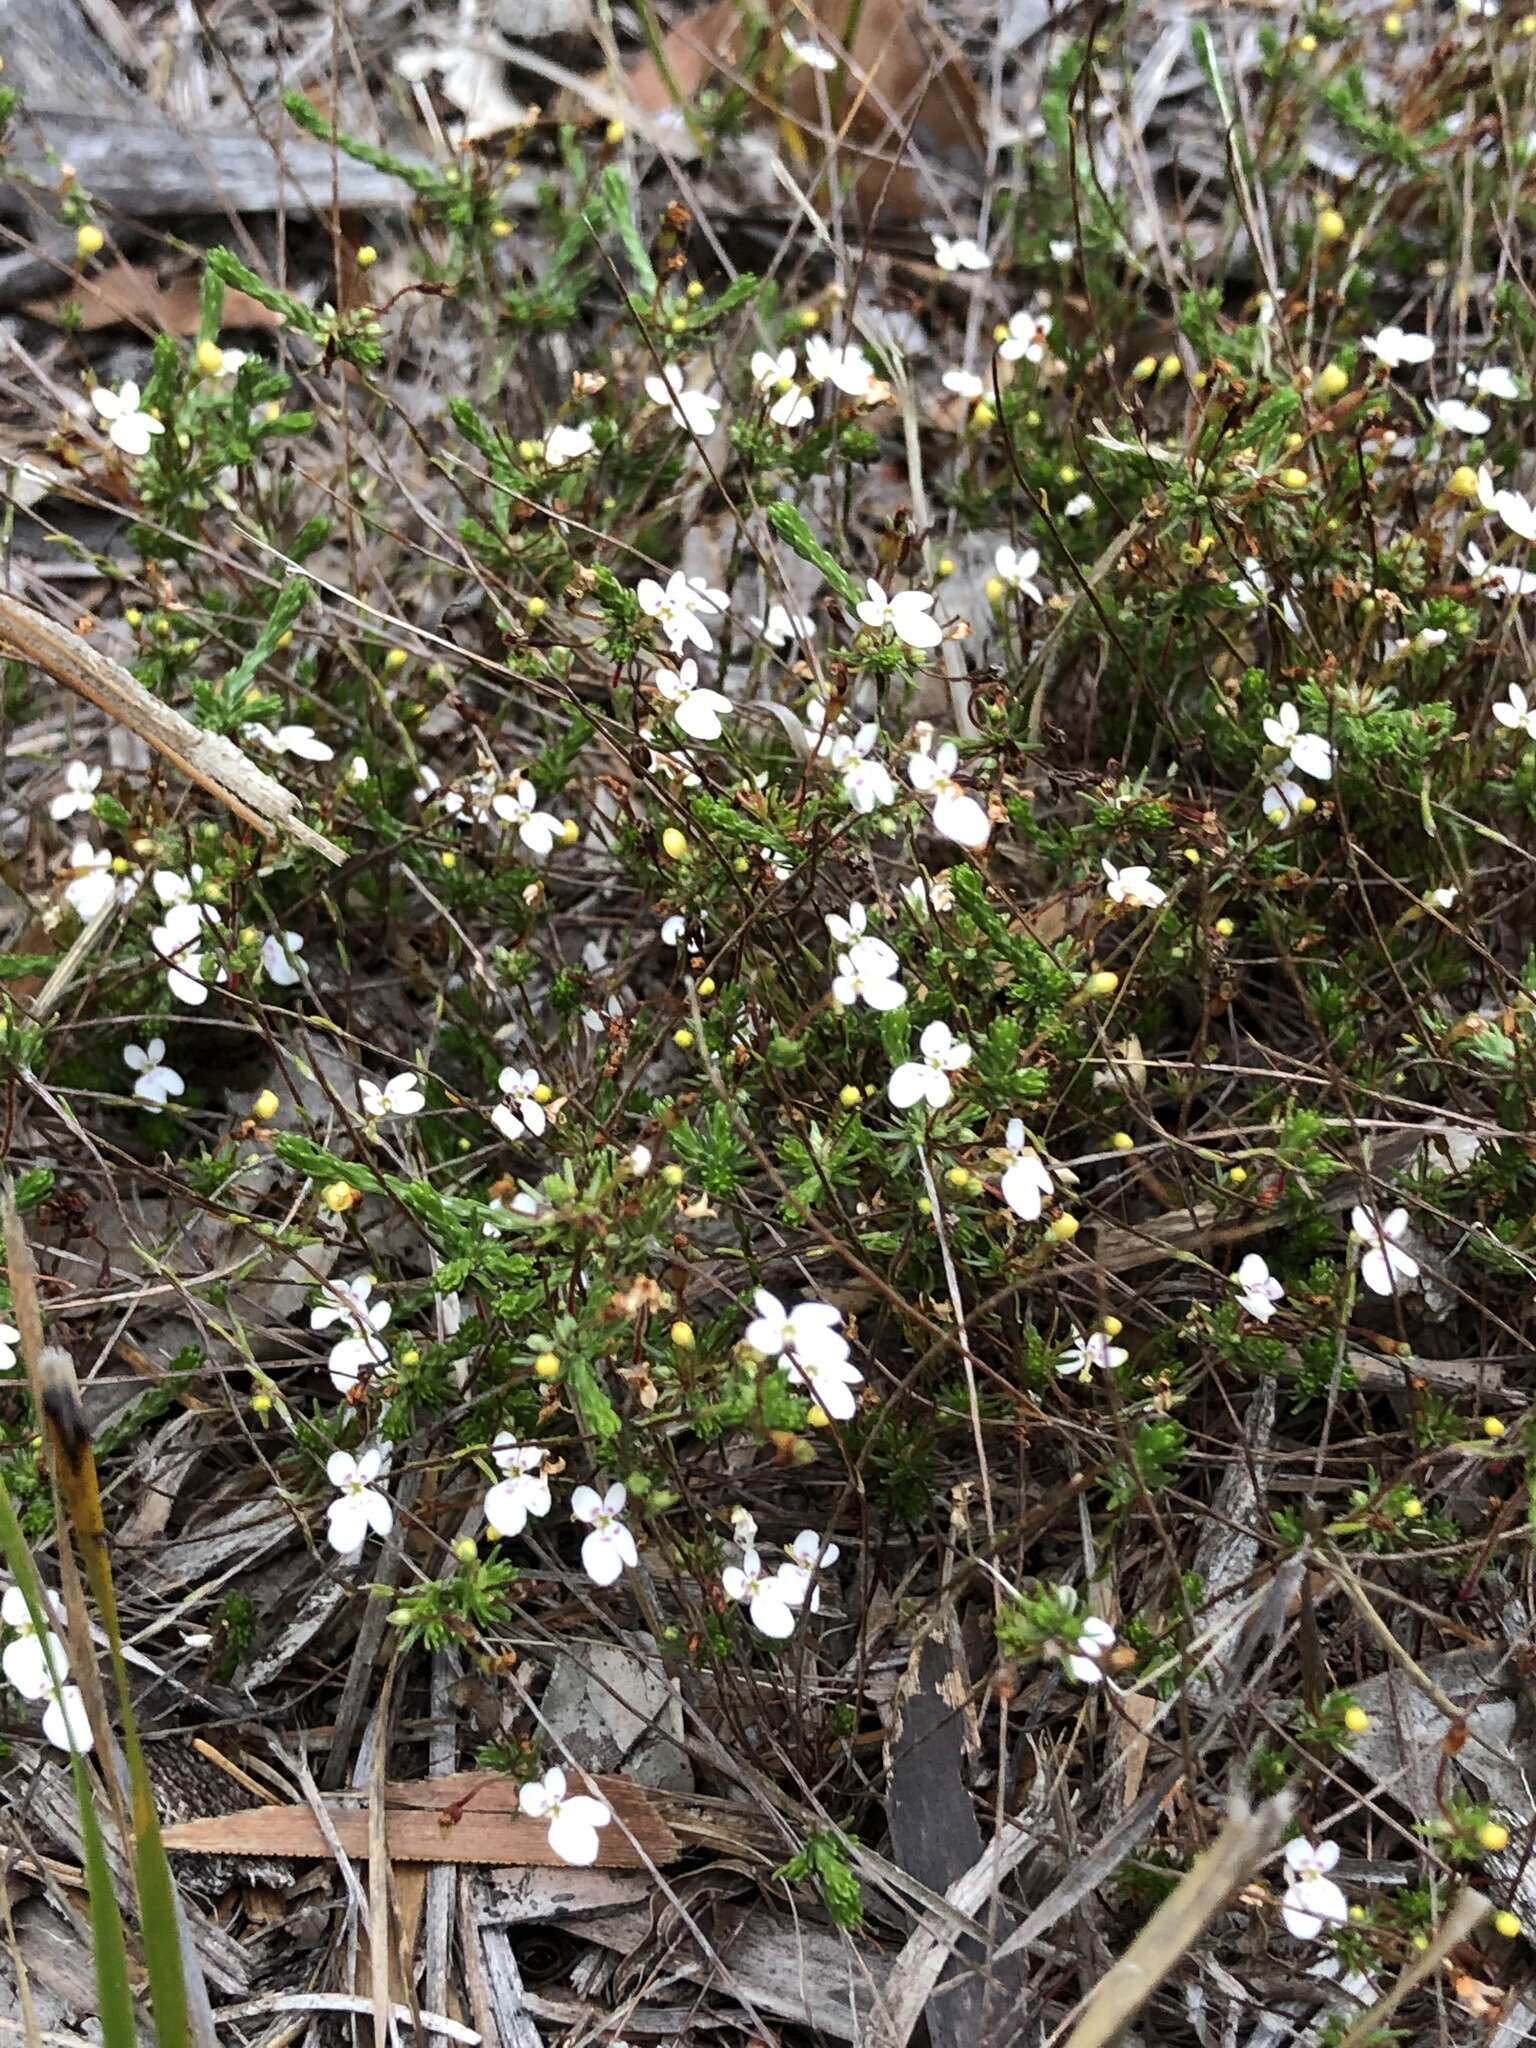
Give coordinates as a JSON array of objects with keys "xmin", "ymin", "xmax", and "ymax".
[
  {"xmin": 645, "ymin": 365, "xmax": 721, "ymax": 438},
  {"xmin": 484, "ymin": 1434, "xmax": 552, "ymax": 1537},
  {"xmin": 832, "ymin": 935, "xmax": 906, "ymax": 1012},
  {"xmin": 856, "ymin": 578, "xmax": 943, "ymax": 651},
  {"xmin": 998, "ymin": 1118, "xmax": 1052, "ymax": 1220},
  {"xmin": 313, "ymin": 1272, "xmax": 391, "ymax": 1392},
  {"xmin": 1466, "ymin": 364, "xmax": 1520, "ymax": 400},
  {"xmin": 0, "ymin": 1323, "xmax": 18, "ymax": 1374},
  {"xmin": 492, "ymin": 778, "xmax": 565, "ymax": 856},
  {"xmin": 123, "ymin": 1038, "xmax": 184, "ymax": 1107},
  {"xmin": 722, "ymin": 1548, "xmax": 801, "ymax": 1637},
  {"xmin": 750, "ymin": 349, "xmax": 814, "ymax": 428},
  {"xmin": 1057, "ymin": 1331, "xmax": 1128, "ymax": 1377},
  {"xmin": 1362, "ymin": 326, "xmax": 1433, "ymax": 369},
  {"xmin": 1280, "ymin": 1838, "xmax": 1348, "ymax": 1941},
  {"xmin": 42, "ymin": 1686, "xmax": 94, "ymax": 1754},
  {"xmin": 572, "ymin": 1482, "xmax": 638, "ymax": 1586},
  {"xmin": 1352, "ymin": 1204, "xmax": 1420, "ymax": 1297},
  {"xmin": 1263, "ymin": 701, "xmax": 1333, "ymax": 779},
  {"xmin": 782, "ymin": 27, "xmax": 837, "ymax": 67},
  {"xmin": 2, "ymin": 1584, "xmax": 68, "ymax": 1701},
  {"xmin": 998, "ymin": 309, "xmax": 1049, "ymax": 363},
  {"xmin": 933, "ymin": 233, "xmax": 990, "ymax": 273},
  {"xmin": 359, "ymin": 1072, "xmax": 426, "ymax": 1119},
  {"xmin": 831, "ymin": 725, "xmax": 896, "ymax": 812},
  {"xmin": 1426, "ymin": 397, "xmax": 1490, "ymax": 436},
  {"xmin": 63, "ymin": 841, "xmax": 115, "ymax": 921},
  {"xmin": 804, "ymin": 335, "xmax": 876, "ymax": 399},
  {"xmin": 543, "ymin": 422, "xmax": 595, "ymax": 468},
  {"xmin": 889, "ymin": 1019, "xmax": 972, "ymax": 1110},
  {"xmin": 326, "ymin": 1447, "xmax": 393, "ymax": 1555},
  {"xmin": 781, "ymin": 1528, "xmax": 840, "ymax": 1611},
  {"xmin": 519, "ymin": 1766, "xmax": 613, "ymax": 1866},
  {"xmin": 908, "ymin": 738, "xmax": 990, "ymax": 848},
  {"xmin": 942, "ymin": 368, "xmax": 984, "ymax": 400},
  {"xmin": 1102, "ymin": 859, "xmax": 1167, "ymax": 910},
  {"xmin": 654, "ymin": 659, "xmax": 733, "ymax": 741},
  {"xmin": 262, "ymin": 930, "xmax": 306, "ymax": 987},
  {"xmin": 50, "ymin": 760, "xmax": 101, "ymax": 820},
  {"xmin": 1493, "ymin": 682, "xmax": 1536, "ymax": 738},
  {"xmin": 91, "ymin": 380, "xmax": 165, "ymax": 457},
  {"xmin": 825, "ymin": 903, "xmax": 874, "ymax": 947},
  {"xmin": 638, "ymin": 569, "xmax": 726, "ymax": 655},
  {"xmin": 1063, "ymin": 1608, "xmax": 1117, "ymax": 1685},
  {"xmin": 754, "ymin": 602, "xmax": 815, "ymax": 648},
  {"xmin": 744, "ymin": 1289, "xmax": 863, "ymax": 1418},
  {"xmin": 494, "ymin": 1065, "xmax": 547, "ymax": 1142},
  {"xmin": 993, "ymin": 543, "xmax": 1043, "ymax": 601},
  {"xmin": 1234, "ymin": 1253, "xmax": 1283, "ymax": 1323},
  {"xmin": 152, "ymin": 899, "xmax": 226, "ymax": 1005}
]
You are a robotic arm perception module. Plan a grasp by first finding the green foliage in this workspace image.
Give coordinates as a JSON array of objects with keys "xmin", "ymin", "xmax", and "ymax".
[{"xmin": 777, "ymin": 1829, "xmax": 865, "ymax": 1929}]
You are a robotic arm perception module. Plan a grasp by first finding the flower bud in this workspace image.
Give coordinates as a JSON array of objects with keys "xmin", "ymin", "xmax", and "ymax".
[
  {"xmin": 670, "ymin": 1320, "xmax": 695, "ymax": 1349},
  {"xmin": 356, "ymin": 244, "xmax": 379, "ymax": 268},
  {"xmin": 1479, "ymin": 1822, "xmax": 1510, "ymax": 1853},
  {"xmin": 1484, "ymin": 1415, "xmax": 1507, "ymax": 1438},
  {"xmin": 453, "ymin": 1537, "xmax": 479, "ymax": 1564},
  {"xmin": 1343, "ymin": 1705, "xmax": 1370, "ymax": 1733},
  {"xmin": 838, "ymin": 1085, "xmax": 861, "ymax": 1108},
  {"xmin": 1278, "ymin": 466, "xmax": 1310, "ymax": 491},
  {"xmin": 1315, "ymin": 205, "xmax": 1344, "ymax": 242},
  {"xmin": 195, "ymin": 339, "xmax": 225, "ymax": 375},
  {"xmin": 1495, "ymin": 1909, "xmax": 1522, "ymax": 1938},
  {"xmin": 1083, "ymin": 970, "xmax": 1119, "ymax": 997},
  {"xmin": 1103, "ymin": 1315, "xmax": 1123, "ymax": 1337},
  {"xmin": 75, "ymin": 222, "xmax": 104, "ymax": 258},
  {"xmin": 1110, "ymin": 1131, "xmax": 1135, "ymax": 1152},
  {"xmin": 533, "ymin": 1350, "xmax": 561, "ymax": 1381},
  {"xmin": 1047, "ymin": 1213, "xmax": 1080, "ymax": 1241},
  {"xmin": 673, "ymin": 1027, "xmax": 694, "ymax": 1049},
  {"xmin": 320, "ymin": 1181, "xmax": 357, "ymax": 1213},
  {"xmin": 662, "ymin": 827, "xmax": 689, "ymax": 860},
  {"xmin": 1316, "ymin": 363, "xmax": 1348, "ymax": 400}
]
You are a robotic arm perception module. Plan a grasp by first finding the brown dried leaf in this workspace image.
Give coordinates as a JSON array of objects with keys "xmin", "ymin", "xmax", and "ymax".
[{"xmin": 24, "ymin": 262, "xmax": 285, "ymax": 335}]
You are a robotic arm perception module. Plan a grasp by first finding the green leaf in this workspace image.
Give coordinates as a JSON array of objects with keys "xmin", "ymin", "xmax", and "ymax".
[
  {"xmin": 271, "ymin": 1133, "xmax": 383, "ymax": 1193},
  {"xmin": 764, "ymin": 500, "xmax": 861, "ymax": 609},
  {"xmin": 223, "ymin": 576, "xmax": 309, "ymax": 700},
  {"xmin": 566, "ymin": 1356, "xmax": 622, "ymax": 1444},
  {"xmin": 595, "ymin": 166, "xmax": 658, "ymax": 295}
]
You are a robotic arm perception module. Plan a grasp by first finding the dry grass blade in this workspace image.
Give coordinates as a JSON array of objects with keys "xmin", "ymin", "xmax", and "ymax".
[
  {"xmin": 1332, "ymin": 1887, "xmax": 1489, "ymax": 2048},
  {"xmin": 1061, "ymin": 1793, "xmax": 1295, "ymax": 2048},
  {"xmin": 0, "ymin": 594, "xmax": 344, "ymax": 865}
]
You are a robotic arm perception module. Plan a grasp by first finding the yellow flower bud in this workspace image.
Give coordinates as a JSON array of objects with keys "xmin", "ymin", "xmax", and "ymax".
[
  {"xmin": 604, "ymin": 117, "xmax": 626, "ymax": 145},
  {"xmin": 800, "ymin": 306, "xmax": 819, "ymax": 327},
  {"xmin": 1402, "ymin": 1496, "xmax": 1424, "ymax": 1518},
  {"xmin": 1084, "ymin": 970, "xmax": 1119, "ymax": 997},
  {"xmin": 686, "ymin": 279, "xmax": 705, "ymax": 300},
  {"xmin": 937, "ymin": 556, "xmax": 955, "ymax": 577},
  {"xmin": 670, "ymin": 315, "xmax": 687, "ymax": 334},
  {"xmin": 559, "ymin": 819, "xmax": 580, "ymax": 845},
  {"xmin": 1449, "ymin": 464, "xmax": 1481, "ymax": 499},
  {"xmin": 491, "ymin": 217, "xmax": 512, "ymax": 238},
  {"xmin": 1299, "ymin": 31, "xmax": 1318, "ymax": 53},
  {"xmin": 1343, "ymin": 1705, "xmax": 1370, "ymax": 1733},
  {"xmin": 356, "ymin": 244, "xmax": 379, "ymax": 268},
  {"xmin": 252, "ymin": 1089, "xmax": 280, "ymax": 1120},
  {"xmin": 526, "ymin": 595, "xmax": 547, "ymax": 618},
  {"xmin": 1383, "ymin": 9, "xmax": 1403, "ymax": 30},
  {"xmin": 75, "ymin": 222, "xmax": 104, "ymax": 258},
  {"xmin": 1228, "ymin": 1166, "xmax": 1248, "ymax": 1186},
  {"xmin": 697, "ymin": 974, "xmax": 716, "ymax": 996},
  {"xmin": 1047, "ymin": 1213, "xmax": 1080, "ymax": 1242},
  {"xmin": 1131, "ymin": 354, "xmax": 1158, "ymax": 382},
  {"xmin": 1480, "ymin": 1822, "xmax": 1510, "ymax": 1853},
  {"xmin": 1158, "ymin": 353, "xmax": 1181, "ymax": 383},
  {"xmin": 1316, "ymin": 363, "xmax": 1348, "ymax": 400},
  {"xmin": 670, "ymin": 1319, "xmax": 695, "ymax": 1348},
  {"xmin": 1058, "ymin": 464, "xmax": 1076, "ymax": 484},
  {"xmin": 1315, "ymin": 205, "xmax": 1344, "ymax": 241},
  {"xmin": 1103, "ymin": 1315, "xmax": 1123, "ymax": 1337},
  {"xmin": 320, "ymin": 1180, "xmax": 357, "ymax": 1213},
  {"xmin": 1495, "ymin": 1909, "xmax": 1522, "ymax": 1938},
  {"xmin": 673, "ymin": 1027, "xmax": 694, "ymax": 1049},
  {"xmin": 384, "ymin": 647, "xmax": 407, "ymax": 671},
  {"xmin": 400, "ymin": 1348, "xmax": 420, "ymax": 1367},
  {"xmin": 454, "ymin": 1536, "xmax": 479, "ymax": 1563},
  {"xmin": 1111, "ymin": 1131, "xmax": 1135, "ymax": 1152},
  {"xmin": 125, "ymin": 606, "xmax": 142, "ymax": 627},
  {"xmin": 440, "ymin": 850, "xmax": 457, "ymax": 869},
  {"xmin": 945, "ymin": 1164, "xmax": 970, "ymax": 1190},
  {"xmin": 517, "ymin": 439, "xmax": 539, "ymax": 462},
  {"xmin": 1214, "ymin": 916, "xmax": 1235, "ymax": 937},
  {"xmin": 985, "ymin": 576, "xmax": 1006, "ymax": 603},
  {"xmin": 533, "ymin": 1350, "xmax": 561, "ymax": 1380},
  {"xmin": 839, "ymin": 1084, "xmax": 861, "ymax": 1108},
  {"xmin": 806, "ymin": 1403, "xmax": 830, "ymax": 1427},
  {"xmin": 972, "ymin": 401, "xmax": 996, "ymax": 428},
  {"xmin": 661, "ymin": 1163, "xmax": 685, "ymax": 1186},
  {"xmin": 1298, "ymin": 795, "xmax": 1317, "ymax": 816},
  {"xmin": 251, "ymin": 1391, "xmax": 273, "ymax": 1415},
  {"xmin": 532, "ymin": 1083, "xmax": 553, "ymax": 1104},
  {"xmin": 195, "ymin": 338, "xmax": 225, "ymax": 376},
  {"xmin": 1485, "ymin": 1414, "xmax": 1507, "ymax": 1437},
  {"xmin": 662, "ymin": 827, "xmax": 689, "ymax": 860},
  {"xmin": 1279, "ymin": 466, "xmax": 1310, "ymax": 490}
]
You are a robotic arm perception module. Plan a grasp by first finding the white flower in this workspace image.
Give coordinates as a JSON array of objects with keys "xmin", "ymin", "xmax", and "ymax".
[
  {"xmin": 90, "ymin": 380, "xmax": 164, "ymax": 457},
  {"xmin": 645, "ymin": 365, "xmax": 721, "ymax": 438},
  {"xmin": 1492, "ymin": 485, "xmax": 1536, "ymax": 543},
  {"xmin": 1065, "ymin": 1611, "xmax": 1117, "ymax": 1685},
  {"xmin": 804, "ymin": 335, "xmax": 876, "ymax": 399},
  {"xmin": 832, "ymin": 725, "xmax": 896, "ymax": 812},
  {"xmin": 629, "ymin": 1143, "xmax": 653, "ymax": 1176},
  {"xmin": 325, "ymin": 1447, "xmax": 393, "ymax": 1555},
  {"xmin": 1351, "ymin": 1204, "xmax": 1420, "ymax": 1297},
  {"xmin": 494, "ymin": 1065, "xmax": 546, "ymax": 1142},
  {"xmin": 1063, "ymin": 491, "xmax": 1094, "ymax": 518},
  {"xmin": 832, "ymin": 936, "xmax": 906, "ymax": 1012},
  {"xmin": 483, "ymin": 1434, "xmax": 552, "ymax": 1537},
  {"xmin": 857, "ymin": 578, "xmax": 943, "ymax": 651},
  {"xmin": 359, "ymin": 1073, "xmax": 426, "ymax": 1119},
  {"xmin": 262, "ymin": 929, "xmax": 305, "ymax": 987},
  {"xmin": 492, "ymin": 778, "xmax": 565, "ymax": 856},
  {"xmin": 1362, "ymin": 326, "xmax": 1434, "ymax": 369},
  {"xmin": 942, "ymin": 368, "xmax": 984, "ymax": 400},
  {"xmin": 998, "ymin": 1118, "xmax": 1052, "ymax": 1220},
  {"xmin": 902, "ymin": 872, "xmax": 954, "ymax": 919},
  {"xmin": 1234, "ymin": 1253, "xmax": 1283, "ymax": 1323},
  {"xmin": 638, "ymin": 569, "xmax": 725, "ymax": 655},
  {"xmin": 750, "ymin": 349, "xmax": 813, "ymax": 428},
  {"xmin": 745, "ymin": 1290, "xmax": 849, "ymax": 1371},
  {"xmin": 1466, "ymin": 364, "xmax": 1520, "ymax": 400},
  {"xmin": 825, "ymin": 902, "xmax": 873, "ymax": 947},
  {"xmin": 49, "ymin": 760, "xmax": 100, "ymax": 821},
  {"xmin": 1426, "ymin": 397, "xmax": 1490, "ymax": 436},
  {"xmin": 1263, "ymin": 701, "xmax": 1333, "ymax": 779},
  {"xmin": 654, "ymin": 658, "xmax": 733, "ymax": 741},
  {"xmin": 0, "ymin": 1324, "xmax": 18, "ymax": 1373},
  {"xmin": 782, "ymin": 26, "xmax": 837, "ymax": 66},
  {"xmin": 63, "ymin": 841, "xmax": 115, "ymax": 921},
  {"xmin": 1058, "ymin": 1331, "xmax": 1128, "ymax": 1376},
  {"xmin": 1466, "ymin": 540, "xmax": 1536, "ymax": 598},
  {"xmin": 244, "ymin": 722, "xmax": 335, "ymax": 762},
  {"xmin": 123, "ymin": 1038, "xmax": 183, "ymax": 1107},
  {"xmin": 783, "ymin": 1528, "xmax": 840, "ymax": 1602},
  {"xmin": 932, "ymin": 233, "xmax": 990, "ymax": 273},
  {"xmin": 519, "ymin": 1766, "xmax": 613, "ymax": 1866},
  {"xmin": 1102, "ymin": 859, "xmax": 1166, "ymax": 910},
  {"xmin": 888, "ymin": 1018, "xmax": 971, "ymax": 1110},
  {"xmin": 1428, "ymin": 885, "xmax": 1459, "ymax": 910},
  {"xmin": 2, "ymin": 1585, "xmax": 68, "ymax": 1702},
  {"xmin": 993, "ymin": 544, "xmax": 1043, "ymax": 600},
  {"xmin": 543, "ymin": 422, "xmax": 595, "ymax": 467},
  {"xmin": 152, "ymin": 899, "xmax": 225, "ymax": 1005},
  {"xmin": 998, "ymin": 309, "xmax": 1049, "ymax": 364},
  {"xmin": 722, "ymin": 1548, "xmax": 799, "ymax": 1637},
  {"xmin": 753, "ymin": 602, "xmax": 814, "ymax": 648},
  {"xmin": 1493, "ymin": 682, "xmax": 1536, "ymax": 737},
  {"xmin": 907, "ymin": 739, "xmax": 990, "ymax": 848},
  {"xmin": 152, "ymin": 865, "xmax": 202, "ymax": 906},
  {"xmin": 1263, "ymin": 779, "xmax": 1307, "ymax": 827},
  {"xmin": 42, "ymin": 1685, "xmax": 94, "ymax": 1754},
  {"xmin": 572, "ymin": 1482, "xmax": 637, "ymax": 1586},
  {"xmin": 1281, "ymin": 1838, "xmax": 1348, "ymax": 1940},
  {"xmin": 311, "ymin": 1271, "xmax": 390, "ymax": 1339}
]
